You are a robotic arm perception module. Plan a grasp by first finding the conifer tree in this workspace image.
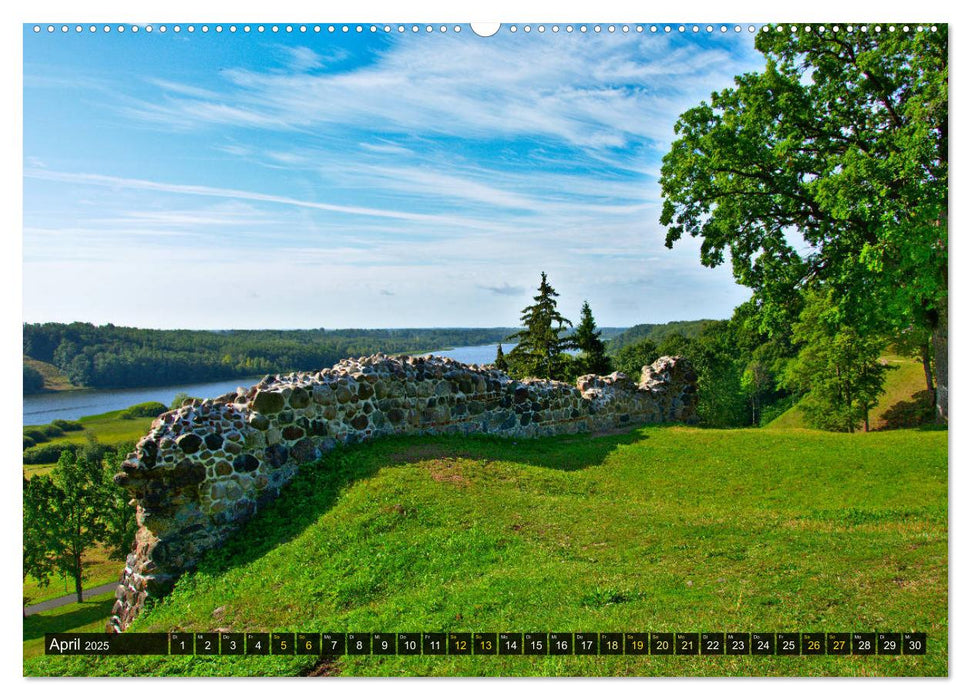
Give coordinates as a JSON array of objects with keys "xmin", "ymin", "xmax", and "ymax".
[
  {"xmin": 494, "ymin": 344, "xmax": 509, "ymax": 372},
  {"xmin": 571, "ymin": 301, "xmax": 611, "ymax": 376},
  {"xmin": 506, "ymin": 272, "xmax": 573, "ymax": 380}
]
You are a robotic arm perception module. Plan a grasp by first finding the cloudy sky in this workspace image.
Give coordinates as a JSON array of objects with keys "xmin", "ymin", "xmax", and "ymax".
[{"xmin": 23, "ymin": 23, "xmax": 766, "ymax": 329}]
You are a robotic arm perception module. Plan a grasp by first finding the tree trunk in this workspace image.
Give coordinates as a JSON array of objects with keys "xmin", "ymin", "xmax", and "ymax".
[
  {"xmin": 921, "ymin": 342, "xmax": 935, "ymax": 394},
  {"xmin": 932, "ymin": 314, "xmax": 948, "ymax": 423},
  {"xmin": 74, "ymin": 549, "xmax": 84, "ymax": 604}
]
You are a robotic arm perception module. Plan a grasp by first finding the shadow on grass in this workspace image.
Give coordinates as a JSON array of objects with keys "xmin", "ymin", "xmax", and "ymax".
[
  {"xmin": 878, "ymin": 390, "xmax": 935, "ymax": 430},
  {"xmin": 24, "ymin": 596, "xmax": 115, "ymax": 642},
  {"xmin": 194, "ymin": 428, "xmax": 648, "ymax": 581}
]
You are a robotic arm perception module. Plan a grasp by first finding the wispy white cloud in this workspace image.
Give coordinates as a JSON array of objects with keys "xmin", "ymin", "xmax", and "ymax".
[
  {"xmin": 122, "ymin": 32, "xmax": 761, "ymax": 151},
  {"xmin": 24, "ymin": 168, "xmax": 495, "ymax": 228},
  {"xmin": 282, "ymin": 46, "xmax": 325, "ymax": 72}
]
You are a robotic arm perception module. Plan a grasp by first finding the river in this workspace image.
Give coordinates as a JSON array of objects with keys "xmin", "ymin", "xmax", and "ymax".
[{"xmin": 22, "ymin": 343, "xmax": 515, "ymax": 425}]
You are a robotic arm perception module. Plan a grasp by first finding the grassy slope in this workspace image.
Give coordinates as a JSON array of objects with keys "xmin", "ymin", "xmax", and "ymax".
[
  {"xmin": 766, "ymin": 355, "xmax": 933, "ymax": 431},
  {"xmin": 23, "ymin": 356, "xmax": 79, "ymax": 392},
  {"xmin": 25, "ymin": 426, "xmax": 947, "ymax": 677}
]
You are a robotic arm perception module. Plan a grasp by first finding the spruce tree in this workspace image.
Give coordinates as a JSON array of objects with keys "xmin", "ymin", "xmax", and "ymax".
[
  {"xmin": 571, "ymin": 301, "xmax": 611, "ymax": 376},
  {"xmin": 506, "ymin": 272, "xmax": 573, "ymax": 380},
  {"xmin": 494, "ymin": 344, "xmax": 509, "ymax": 372}
]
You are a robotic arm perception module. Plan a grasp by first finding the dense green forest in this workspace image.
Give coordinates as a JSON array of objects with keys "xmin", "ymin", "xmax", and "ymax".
[
  {"xmin": 605, "ymin": 320, "xmax": 715, "ymax": 352},
  {"xmin": 22, "ymin": 323, "xmax": 521, "ymax": 391}
]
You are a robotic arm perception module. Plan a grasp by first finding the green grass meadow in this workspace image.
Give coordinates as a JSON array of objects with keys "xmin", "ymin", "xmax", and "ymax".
[{"xmin": 24, "ymin": 425, "xmax": 947, "ymax": 677}]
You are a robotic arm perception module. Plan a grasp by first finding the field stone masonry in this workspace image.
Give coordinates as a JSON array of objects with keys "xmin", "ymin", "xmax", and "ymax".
[{"xmin": 109, "ymin": 354, "xmax": 698, "ymax": 632}]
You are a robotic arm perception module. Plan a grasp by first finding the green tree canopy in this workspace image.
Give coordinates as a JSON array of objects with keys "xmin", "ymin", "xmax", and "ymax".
[
  {"xmin": 23, "ymin": 452, "xmax": 112, "ymax": 603},
  {"xmin": 660, "ymin": 24, "xmax": 947, "ymax": 421},
  {"xmin": 612, "ymin": 338, "xmax": 660, "ymax": 380},
  {"xmin": 782, "ymin": 289, "xmax": 889, "ymax": 432},
  {"xmin": 23, "ymin": 364, "xmax": 44, "ymax": 394}
]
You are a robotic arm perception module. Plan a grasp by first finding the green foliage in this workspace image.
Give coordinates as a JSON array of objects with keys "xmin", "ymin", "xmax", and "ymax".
[
  {"xmin": 569, "ymin": 301, "xmax": 611, "ymax": 377},
  {"xmin": 505, "ymin": 272, "xmax": 573, "ymax": 380},
  {"xmin": 493, "ymin": 345, "xmax": 508, "ymax": 373},
  {"xmin": 23, "ymin": 443, "xmax": 76, "ymax": 465},
  {"xmin": 99, "ymin": 451, "xmax": 138, "ymax": 559},
  {"xmin": 23, "ymin": 322, "xmax": 519, "ymax": 390},
  {"xmin": 52, "ymin": 418, "xmax": 84, "ymax": 432},
  {"xmin": 41, "ymin": 424, "xmax": 64, "ymax": 438},
  {"xmin": 23, "ymin": 364, "xmax": 44, "ymax": 394},
  {"xmin": 661, "ymin": 326, "xmax": 749, "ymax": 428},
  {"xmin": 170, "ymin": 392, "xmax": 197, "ymax": 410},
  {"xmin": 782, "ymin": 290, "xmax": 889, "ymax": 432},
  {"xmin": 23, "ymin": 452, "xmax": 111, "ymax": 602},
  {"xmin": 606, "ymin": 319, "xmax": 715, "ymax": 353},
  {"xmin": 659, "ymin": 25, "xmax": 948, "ymax": 419},
  {"xmin": 23, "ymin": 435, "xmax": 36, "ymax": 449},
  {"xmin": 119, "ymin": 401, "xmax": 169, "ymax": 419},
  {"xmin": 23, "ymin": 428, "xmax": 48, "ymax": 444},
  {"xmin": 612, "ymin": 338, "xmax": 660, "ymax": 379}
]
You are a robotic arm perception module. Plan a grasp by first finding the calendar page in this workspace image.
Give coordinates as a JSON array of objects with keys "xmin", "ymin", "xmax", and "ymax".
[{"xmin": 21, "ymin": 18, "xmax": 947, "ymax": 680}]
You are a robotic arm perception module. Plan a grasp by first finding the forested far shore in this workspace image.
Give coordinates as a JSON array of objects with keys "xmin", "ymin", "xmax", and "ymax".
[{"xmin": 23, "ymin": 324, "xmax": 528, "ymax": 392}]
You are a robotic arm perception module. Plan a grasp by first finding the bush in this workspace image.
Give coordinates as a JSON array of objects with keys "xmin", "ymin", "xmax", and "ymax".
[
  {"xmin": 170, "ymin": 393, "xmax": 198, "ymax": 410},
  {"xmin": 119, "ymin": 401, "xmax": 169, "ymax": 419},
  {"xmin": 51, "ymin": 418, "xmax": 84, "ymax": 432},
  {"xmin": 23, "ymin": 435, "xmax": 36, "ymax": 449},
  {"xmin": 79, "ymin": 439, "xmax": 109, "ymax": 464},
  {"xmin": 40, "ymin": 424, "xmax": 64, "ymax": 439},
  {"xmin": 23, "ymin": 428, "xmax": 49, "ymax": 445},
  {"xmin": 23, "ymin": 443, "xmax": 76, "ymax": 465}
]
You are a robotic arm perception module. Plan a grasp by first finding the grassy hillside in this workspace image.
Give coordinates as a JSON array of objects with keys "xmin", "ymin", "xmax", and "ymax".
[
  {"xmin": 25, "ymin": 426, "xmax": 947, "ymax": 677},
  {"xmin": 766, "ymin": 355, "xmax": 935, "ymax": 431},
  {"xmin": 23, "ymin": 356, "xmax": 79, "ymax": 392}
]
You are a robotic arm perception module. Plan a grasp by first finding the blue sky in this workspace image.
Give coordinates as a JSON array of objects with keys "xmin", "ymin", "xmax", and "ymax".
[{"xmin": 23, "ymin": 24, "xmax": 767, "ymax": 329}]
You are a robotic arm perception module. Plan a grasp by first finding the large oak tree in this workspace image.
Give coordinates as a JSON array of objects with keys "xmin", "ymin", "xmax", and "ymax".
[{"xmin": 660, "ymin": 24, "xmax": 947, "ymax": 420}]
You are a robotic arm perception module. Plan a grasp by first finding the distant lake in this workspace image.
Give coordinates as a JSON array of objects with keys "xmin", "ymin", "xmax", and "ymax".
[{"xmin": 22, "ymin": 343, "xmax": 514, "ymax": 425}]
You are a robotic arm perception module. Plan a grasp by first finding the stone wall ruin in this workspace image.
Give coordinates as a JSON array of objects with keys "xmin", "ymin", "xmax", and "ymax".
[{"xmin": 109, "ymin": 353, "xmax": 697, "ymax": 631}]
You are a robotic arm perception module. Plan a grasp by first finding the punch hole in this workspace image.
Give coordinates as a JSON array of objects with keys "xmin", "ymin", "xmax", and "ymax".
[{"xmin": 470, "ymin": 23, "xmax": 500, "ymax": 37}]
